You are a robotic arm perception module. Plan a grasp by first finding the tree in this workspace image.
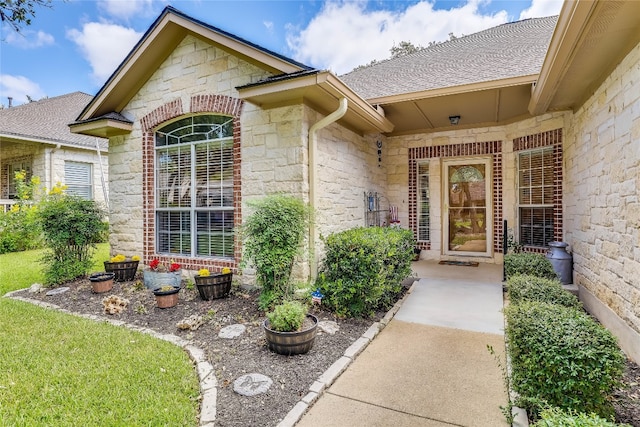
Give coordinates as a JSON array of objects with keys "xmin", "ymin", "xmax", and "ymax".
[
  {"xmin": 0, "ymin": 0, "xmax": 53, "ymax": 32},
  {"xmin": 390, "ymin": 40, "xmax": 424, "ymax": 58}
]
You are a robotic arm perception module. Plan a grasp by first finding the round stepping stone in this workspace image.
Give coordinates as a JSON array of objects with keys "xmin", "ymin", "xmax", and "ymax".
[
  {"xmin": 46, "ymin": 287, "xmax": 70, "ymax": 296},
  {"xmin": 233, "ymin": 373, "xmax": 272, "ymax": 396},
  {"xmin": 318, "ymin": 320, "xmax": 340, "ymax": 335},
  {"xmin": 219, "ymin": 324, "xmax": 246, "ymax": 339}
]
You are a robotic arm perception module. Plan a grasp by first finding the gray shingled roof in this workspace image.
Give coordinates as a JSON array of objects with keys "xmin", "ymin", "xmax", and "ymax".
[
  {"xmin": 340, "ymin": 16, "xmax": 558, "ymax": 100},
  {"xmin": 0, "ymin": 92, "xmax": 107, "ymax": 150}
]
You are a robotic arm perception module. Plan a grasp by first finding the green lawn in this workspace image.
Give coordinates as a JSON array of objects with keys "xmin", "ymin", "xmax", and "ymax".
[{"xmin": 0, "ymin": 244, "xmax": 200, "ymax": 426}]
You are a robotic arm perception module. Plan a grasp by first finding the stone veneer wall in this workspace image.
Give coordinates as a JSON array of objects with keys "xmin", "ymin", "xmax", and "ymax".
[
  {"xmin": 564, "ymin": 42, "xmax": 640, "ymax": 361},
  {"xmin": 108, "ymin": 35, "xmax": 271, "ymax": 268},
  {"xmin": 386, "ymin": 112, "xmax": 567, "ymax": 263}
]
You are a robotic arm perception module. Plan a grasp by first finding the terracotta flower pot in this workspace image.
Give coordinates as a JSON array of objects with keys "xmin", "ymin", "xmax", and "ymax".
[
  {"xmin": 89, "ymin": 272, "xmax": 115, "ymax": 293},
  {"xmin": 152, "ymin": 285, "xmax": 180, "ymax": 308}
]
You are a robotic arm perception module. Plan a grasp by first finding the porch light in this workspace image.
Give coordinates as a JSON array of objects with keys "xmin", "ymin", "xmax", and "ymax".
[{"xmin": 449, "ymin": 115, "xmax": 461, "ymax": 125}]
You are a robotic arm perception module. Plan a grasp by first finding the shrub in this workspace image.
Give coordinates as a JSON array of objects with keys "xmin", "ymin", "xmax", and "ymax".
[
  {"xmin": 504, "ymin": 302, "xmax": 625, "ymax": 419},
  {"xmin": 38, "ymin": 191, "xmax": 106, "ymax": 285},
  {"xmin": 0, "ymin": 172, "xmax": 43, "ymax": 253},
  {"xmin": 316, "ymin": 226, "xmax": 414, "ymax": 318},
  {"xmin": 241, "ymin": 195, "xmax": 311, "ymax": 309},
  {"xmin": 266, "ymin": 300, "xmax": 307, "ymax": 332},
  {"xmin": 506, "ymin": 275, "xmax": 581, "ymax": 309},
  {"xmin": 531, "ymin": 407, "xmax": 631, "ymax": 427},
  {"xmin": 504, "ymin": 252, "xmax": 557, "ymax": 279}
]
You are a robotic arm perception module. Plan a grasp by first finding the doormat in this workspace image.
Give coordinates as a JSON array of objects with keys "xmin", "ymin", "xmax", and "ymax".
[{"xmin": 438, "ymin": 260, "xmax": 479, "ymax": 267}]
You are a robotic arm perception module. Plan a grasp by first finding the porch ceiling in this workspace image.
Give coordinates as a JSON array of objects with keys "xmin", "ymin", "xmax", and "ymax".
[{"xmin": 373, "ymin": 77, "xmax": 536, "ymax": 136}]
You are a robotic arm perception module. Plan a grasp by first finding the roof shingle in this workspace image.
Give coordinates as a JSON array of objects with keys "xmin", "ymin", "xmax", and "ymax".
[
  {"xmin": 0, "ymin": 92, "xmax": 107, "ymax": 150},
  {"xmin": 340, "ymin": 16, "xmax": 558, "ymax": 100}
]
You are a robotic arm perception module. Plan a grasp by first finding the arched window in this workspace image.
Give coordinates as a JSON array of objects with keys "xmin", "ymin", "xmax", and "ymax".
[{"xmin": 155, "ymin": 115, "xmax": 234, "ymax": 258}]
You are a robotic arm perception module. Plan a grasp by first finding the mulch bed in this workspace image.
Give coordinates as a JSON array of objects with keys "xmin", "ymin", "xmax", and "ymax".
[{"xmin": 11, "ymin": 276, "xmax": 640, "ymax": 427}]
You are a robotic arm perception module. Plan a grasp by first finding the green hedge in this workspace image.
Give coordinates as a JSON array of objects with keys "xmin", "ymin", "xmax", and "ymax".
[
  {"xmin": 531, "ymin": 407, "xmax": 631, "ymax": 427},
  {"xmin": 316, "ymin": 227, "xmax": 414, "ymax": 318},
  {"xmin": 504, "ymin": 252, "xmax": 557, "ymax": 279},
  {"xmin": 504, "ymin": 301, "xmax": 625, "ymax": 419},
  {"xmin": 506, "ymin": 275, "xmax": 582, "ymax": 309}
]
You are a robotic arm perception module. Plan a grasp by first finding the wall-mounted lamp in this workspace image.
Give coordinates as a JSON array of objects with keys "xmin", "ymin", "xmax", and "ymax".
[{"xmin": 449, "ymin": 115, "xmax": 461, "ymax": 125}]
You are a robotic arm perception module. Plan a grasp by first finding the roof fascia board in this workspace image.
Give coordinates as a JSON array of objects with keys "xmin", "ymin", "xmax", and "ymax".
[
  {"xmin": 0, "ymin": 133, "xmax": 108, "ymax": 152},
  {"xmin": 368, "ymin": 74, "xmax": 538, "ymax": 105},
  {"xmin": 78, "ymin": 7, "xmax": 308, "ymax": 121},
  {"xmin": 528, "ymin": 0, "xmax": 597, "ymax": 115},
  {"xmin": 238, "ymin": 71, "xmax": 394, "ymax": 133}
]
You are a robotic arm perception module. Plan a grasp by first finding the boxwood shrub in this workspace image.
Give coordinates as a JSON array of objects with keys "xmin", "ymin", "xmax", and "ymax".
[
  {"xmin": 504, "ymin": 301, "xmax": 625, "ymax": 419},
  {"xmin": 504, "ymin": 252, "xmax": 557, "ymax": 279},
  {"xmin": 316, "ymin": 227, "xmax": 415, "ymax": 318},
  {"xmin": 506, "ymin": 275, "xmax": 582, "ymax": 309}
]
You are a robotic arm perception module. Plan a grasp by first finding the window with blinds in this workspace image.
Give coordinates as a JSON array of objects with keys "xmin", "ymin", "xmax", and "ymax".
[
  {"xmin": 518, "ymin": 148, "xmax": 554, "ymax": 247},
  {"xmin": 417, "ymin": 162, "xmax": 430, "ymax": 241},
  {"xmin": 155, "ymin": 115, "xmax": 234, "ymax": 258},
  {"xmin": 64, "ymin": 161, "xmax": 92, "ymax": 200}
]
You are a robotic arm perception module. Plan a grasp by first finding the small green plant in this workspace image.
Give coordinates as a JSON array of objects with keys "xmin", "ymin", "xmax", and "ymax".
[
  {"xmin": 504, "ymin": 301, "xmax": 625, "ymax": 419},
  {"xmin": 185, "ymin": 279, "xmax": 195, "ymax": 291},
  {"xmin": 531, "ymin": 407, "xmax": 631, "ymax": 427},
  {"xmin": 241, "ymin": 194, "xmax": 311, "ymax": 309},
  {"xmin": 316, "ymin": 226, "xmax": 415, "ymax": 317},
  {"xmin": 134, "ymin": 303, "xmax": 148, "ymax": 315},
  {"xmin": 504, "ymin": 252, "xmax": 557, "ymax": 279},
  {"xmin": 266, "ymin": 300, "xmax": 307, "ymax": 332},
  {"xmin": 506, "ymin": 275, "xmax": 581, "ymax": 309},
  {"xmin": 487, "ymin": 345, "xmax": 515, "ymax": 425},
  {"xmin": 132, "ymin": 280, "xmax": 145, "ymax": 291}
]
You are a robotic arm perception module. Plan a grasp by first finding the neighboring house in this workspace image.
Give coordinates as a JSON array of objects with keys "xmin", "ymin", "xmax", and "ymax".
[
  {"xmin": 0, "ymin": 92, "xmax": 109, "ymax": 209},
  {"xmin": 70, "ymin": 1, "xmax": 640, "ymax": 362}
]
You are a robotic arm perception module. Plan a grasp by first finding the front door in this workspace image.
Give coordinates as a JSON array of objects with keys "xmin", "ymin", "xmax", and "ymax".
[{"xmin": 443, "ymin": 158, "xmax": 492, "ymax": 256}]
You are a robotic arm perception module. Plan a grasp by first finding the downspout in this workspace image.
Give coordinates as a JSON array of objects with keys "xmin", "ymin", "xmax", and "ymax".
[
  {"xmin": 308, "ymin": 97, "xmax": 348, "ymax": 280},
  {"xmin": 95, "ymin": 138, "xmax": 109, "ymax": 209}
]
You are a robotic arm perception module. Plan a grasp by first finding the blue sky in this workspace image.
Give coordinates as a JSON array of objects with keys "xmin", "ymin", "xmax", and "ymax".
[{"xmin": 0, "ymin": 0, "xmax": 563, "ymax": 107}]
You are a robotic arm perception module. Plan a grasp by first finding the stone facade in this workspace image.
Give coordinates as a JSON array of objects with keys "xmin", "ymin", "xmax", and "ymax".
[{"xmin": 564, "ymin": 42, "xmax": 640, "ymax": 349}]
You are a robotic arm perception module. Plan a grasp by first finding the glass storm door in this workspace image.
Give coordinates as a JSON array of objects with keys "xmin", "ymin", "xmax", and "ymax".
[{"xmin": 443, "ymin": 158, "xmax": 492, "ymax": 256}]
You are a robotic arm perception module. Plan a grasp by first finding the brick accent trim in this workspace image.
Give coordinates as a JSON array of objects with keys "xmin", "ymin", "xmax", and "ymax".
[
  {"xmin": 409, "ymin": 141, "xmax": 503, "ymax": 253},
  {"xmin": 141, "ymin": 96, "xmax": 244, "ymax": 273},
  {"xmin": 513, "ymin": 128, "xmax": 563, "ymax": 250}
]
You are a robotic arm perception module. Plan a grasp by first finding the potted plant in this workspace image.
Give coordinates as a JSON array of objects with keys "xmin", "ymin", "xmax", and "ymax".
[
  {"xmin": 152, "ymin": 284, "xmax": 180, "ymax": 308},
  {"xmin": 263, "ymin": 300, "xmax": 318, "ymax": 355},
  {"xmin": 143, "ymin": 259, "xmax": 181, "ymax": 289},
  {"xmin": 104, "ymin": 254, "xmax": 140, "ymax": 282},
  {"xmin": 89, "ymin": 272, "xmax": 115, "ymax": 293},
  {"xmin": 194, "ymin": 267, "xmax": 233, "ymax": 300}
]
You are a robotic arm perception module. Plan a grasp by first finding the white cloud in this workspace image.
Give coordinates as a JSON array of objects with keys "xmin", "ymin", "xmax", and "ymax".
[
  {"xmin": 66, "ymin": 22, "xmax": 142, "ymax": 84},
  {"xmin": 264, "ymin": 21, "xmax": 274, "ymax": 33},
  {"xmin": 287, "ymin": 0, "xmax": 509, "ymax": 74},
  {"xmin": 4, "ymin": 29, "xmax": 54, "ymax": 49},
  {"xmin": 519, "ymin": 0, "xmax": 563, "ymax": 20},
  {"xmin": 0, "ymin": 74, "xmax": 46, "ymax": 106},
  {"xmin": 97, "ymin": 0, "xmax": 156, "ymax": 21}
]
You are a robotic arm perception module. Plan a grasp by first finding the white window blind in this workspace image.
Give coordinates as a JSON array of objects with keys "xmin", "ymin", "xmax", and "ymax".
[
  {"xmin": 417, "ymin": 162, "xmax": 430, "ymax": 241},
  {"xmin": 65, "ymin": 162, "xmax": 93, "ymax": 200},
  {"xmin": 518, "ymin": 148, "xmax": 554, "ymax": 247}
]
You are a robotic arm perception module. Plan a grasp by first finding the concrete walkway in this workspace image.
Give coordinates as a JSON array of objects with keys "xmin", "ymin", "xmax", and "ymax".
[{"xmin": 297, "ymin": 261, "xmax": 509, "ymax": 427}]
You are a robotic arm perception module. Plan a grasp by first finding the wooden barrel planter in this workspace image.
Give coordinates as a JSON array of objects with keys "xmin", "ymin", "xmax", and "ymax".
[
  {"xmin": 104, "ymin": 260, "xmax": 139, "ymax": 282},
  {"xmin": 152, "ymin": 285, "xmax": 180, "ymax": 308},
  {"xmin": 195, "ymin": 273, "xmax": 232, "ymax": 300},
  {"xmin": 89, "ymin": 272, "xmax": 115, "ymax": 293},
  {"xmin": 263, "ymin": 314, "xmax": 318, "ymax": 355}
]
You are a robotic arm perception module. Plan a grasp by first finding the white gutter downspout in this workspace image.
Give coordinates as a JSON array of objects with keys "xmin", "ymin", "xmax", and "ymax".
[
  {"xmin": 95, "ymin": 138, "xmax": 109, "ymax": 209},
  {"xmin": 308, "ymin": 97, "xmax": 348, "ymax": 280}
]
